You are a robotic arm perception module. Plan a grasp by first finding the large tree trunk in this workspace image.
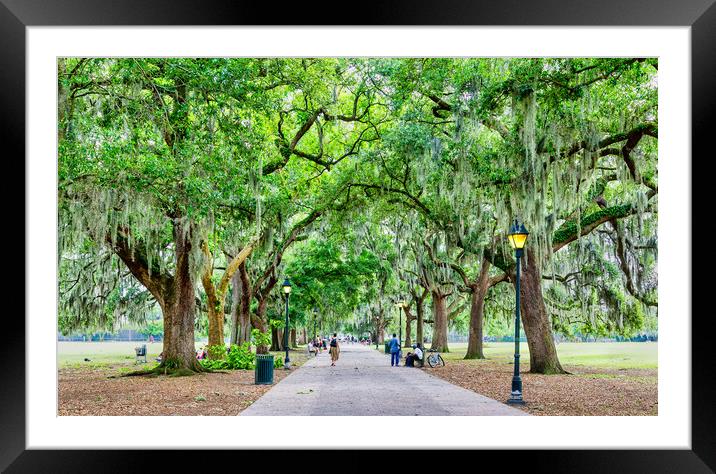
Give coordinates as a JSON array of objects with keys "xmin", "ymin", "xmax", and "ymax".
[
  {"xmin": 206, "ymin": 301, "xmax": 224, "ymax": 356},
  {"xmin": 416, "ymin": 298, "xmax": 425, "ymax": 345},
  {"xmin": 236, "ymin": 262, "xmax": 252, "ymax": 345},
  {"xmin": 251, "ymin": 312, "xmax": 269, "ymax": 354},
  {"xmin": 465, "ymin": 259, "xmax": 491, "ymax": 359},
  {"xmin": 271, "ymin": 327, "xmax": 282, "ymax": 351},
  {"xmin": 374, "ymin": 307, "xmax": 386, "ymax": 343},
  {"xmin": 229, "ymin": 271, "xmax": 241, "ymax": 345},
  {"xmin": 518, "ymin": 250, "xmax": 565, "ymax": 374},
  {"xmin": 403, "ymin": 308, "xmax": 413, "ymax": 349},
  {"xmin": 411, "ymin": 287, "xmax": 428, "ymax": 346},
  {"xmin": 201, "ymin": 240, "xmax": 257, "ymax": 358},
  {"xmin": 290, "ymin": 328, "xmax": 297, "ymax": 348},
  {"xmin": 372, "ymin": 311, "xmax": 385, "ymax": 344},
  {"xmin": 112, "ymin": 220, "xmax": 202, "ymax": 372},
  {"xmin": 430, "ymin": 291, "xmax": 449, "ymax": 352},
  {"xmin": 161, "ymin": 221, "xmax": 202, "ymax": 371},
  {"xmin": 253, "ymin": 274, "xmax": 278, "ymax": 353}
]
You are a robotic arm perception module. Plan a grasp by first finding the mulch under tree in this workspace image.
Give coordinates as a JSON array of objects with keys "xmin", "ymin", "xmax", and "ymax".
[
  {"xmin": 426, "ymin": 359, "xmax": 657, "ymax": 416},
  {"xmin": 59, "ymin": 355, "xmax": 308, "ymax": 416}
]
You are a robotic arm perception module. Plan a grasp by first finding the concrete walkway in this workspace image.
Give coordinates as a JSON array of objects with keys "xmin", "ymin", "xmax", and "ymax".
[{"xmin": 241, "ymin": 343, "xmax": 527, "ymax": 416}]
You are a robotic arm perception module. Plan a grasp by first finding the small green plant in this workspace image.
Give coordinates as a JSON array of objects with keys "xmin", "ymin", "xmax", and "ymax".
[
  {"xmin": 200, "ymin": 342, "xmax": 257, "ymax": 370},
  {"xmin": 226, "ymin": 342, "xmax": 256, "ymax": 369},
  {"xmin": 208, "ymin": 344, "xmax": 227, "ymax": 360},
  {"xmin": 251, "ymin": 329, "xmax": 271, "ymax": 348},
  {"xmin": 194, "ymin": 395, "xmax": 206, "ymax": 402}
]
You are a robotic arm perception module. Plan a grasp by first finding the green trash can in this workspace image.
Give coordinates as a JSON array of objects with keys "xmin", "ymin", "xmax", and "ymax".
[
  {"xmin": 255, "ymin": 354, "xmax": 274, "ymax": 385},
  {"xmin": 384, "ymin": 341, "xmax": 390, "ymax": 353}
]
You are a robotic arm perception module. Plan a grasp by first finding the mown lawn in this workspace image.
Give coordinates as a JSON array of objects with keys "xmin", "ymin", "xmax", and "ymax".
[
  {"xmin": 381, "ymin": 342, "xmax": 657, "ymax": 369},
  {"xmin": 58, "ymin": 341, "xmax": 310, "ymax": 367}
]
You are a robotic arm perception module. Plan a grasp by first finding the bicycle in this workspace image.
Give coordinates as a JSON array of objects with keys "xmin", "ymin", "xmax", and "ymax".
[{"xmin": 424, "ymin": 348, "xmax": 445, "ymax": 368}]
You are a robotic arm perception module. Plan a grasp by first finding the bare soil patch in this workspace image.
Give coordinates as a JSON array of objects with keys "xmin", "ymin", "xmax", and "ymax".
[
  {"xmin": 59, "ymin": 353, "xmax": 309, "ymax": 416},
  {"xmin": 426, "ymin": 359, "xmax": 657, "ymax": 416}
]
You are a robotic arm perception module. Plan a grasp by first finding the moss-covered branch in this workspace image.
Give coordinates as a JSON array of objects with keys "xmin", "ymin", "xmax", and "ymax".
[{"xmin": 553, "ymin": 203, "xmax": 634, "ymax": 252}]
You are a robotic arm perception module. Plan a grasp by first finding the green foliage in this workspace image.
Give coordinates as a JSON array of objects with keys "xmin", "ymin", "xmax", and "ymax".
[
  {"xmin": 200, "ymin": 343, "xmax": 255, "ymax": 370},
  {"xmin": 553, "ymin": 204, "xmax": 633, "ymax": 245},
  {"xmin": 58, "ymin": 57, "xmax": 658, "ymax": 344},
  {"xmin": 251, "ymin": 329, "xmax": 272, "ymax": 348},
  {"xmin": 137, "ymin": 320, "xmax": 163, "ymax": 337},
  {"xmin": 208, "ymin": 344, "xmax": 227, "ymax": 360}
]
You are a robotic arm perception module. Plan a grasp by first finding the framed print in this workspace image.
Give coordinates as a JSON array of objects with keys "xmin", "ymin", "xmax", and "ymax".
[{"xmin": 3, "ymin": 0, "xmax": 714, "ymax": 471}]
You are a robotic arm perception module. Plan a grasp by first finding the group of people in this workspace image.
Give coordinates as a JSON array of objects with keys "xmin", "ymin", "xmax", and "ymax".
[
  {"xmin": 308, "ymin": 333, "xmax": 341, "ymax": 366},
  {"xmin": 339, "ymin": 335, "xmax": 357, "ymax": 344},
  {"xmin": 387, "ymin": 333, "xmax": 423, "ymax": 367},
  {"xmin": 308, "ymin": 337, "xmax": 327, "ymax": 355}
]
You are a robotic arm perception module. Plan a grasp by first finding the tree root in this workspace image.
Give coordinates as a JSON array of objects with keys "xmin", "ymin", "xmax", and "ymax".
[
  {"xmin": 463, "ymin": 353, "xmax": 486, "ymax": 360},
  {"xmin": 530, "ymin": 367, "xmax": 571, "ymax": 375},
  {"xmin": 113, "ymin": 361, "xmax": 212, "ymax": 378}
]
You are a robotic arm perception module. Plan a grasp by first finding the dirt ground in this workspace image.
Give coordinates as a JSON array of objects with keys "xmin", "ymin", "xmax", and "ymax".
[
  {"xmin": 58, "ymin": 353, "xmax": 310, "ymax": 416},
  {"xmin": 426, "ymin": 359, "xmax": 657, "ymax": 416},
  {"xmin": 59, "ymin": 350, "xmax": 656, "ymax": 416}
]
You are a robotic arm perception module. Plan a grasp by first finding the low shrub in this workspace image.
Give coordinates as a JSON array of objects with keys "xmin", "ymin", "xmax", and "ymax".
[{"xmin": 200, "ymin": 342, "xmax": 256, "ymax": 370}]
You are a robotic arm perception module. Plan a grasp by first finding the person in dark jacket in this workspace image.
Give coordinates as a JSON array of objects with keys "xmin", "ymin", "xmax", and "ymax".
[{"xmin": 388, "ymin": 333, "xmax": 400, "ymax": 366}]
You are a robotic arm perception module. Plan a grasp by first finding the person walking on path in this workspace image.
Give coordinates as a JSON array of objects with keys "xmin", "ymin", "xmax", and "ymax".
[
  {"xmin": 389, "ymin": 333, "xmax": 401, "ymax": 367},
  {"xmin": 329, "ymin": 333, "xmax": 340, "ymax": 366}
]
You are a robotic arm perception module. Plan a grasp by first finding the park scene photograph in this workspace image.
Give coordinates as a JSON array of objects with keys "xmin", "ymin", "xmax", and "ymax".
[{"xmin": 57, "ymin": 57, "xmax": 658, "ymax": 417}]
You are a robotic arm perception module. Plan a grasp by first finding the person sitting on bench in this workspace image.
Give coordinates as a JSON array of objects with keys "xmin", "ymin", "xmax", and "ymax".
[
  {"xmin": 308, "ymin": 341, "xmax": 318, "ymax": 356},
  {"xmin": 405, "ymin": 344, "xmax": 424, "ymax": 367}
]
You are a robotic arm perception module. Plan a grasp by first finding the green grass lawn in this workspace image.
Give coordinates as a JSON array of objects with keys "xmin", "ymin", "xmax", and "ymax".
[
  {"xmin": 58, "ymin": 341, "xmax": 165, "ymax": 366},
  {"xmin": 58, "ymin": 341, "xmax": 311, "ymax": 368},
  {"xmin": 377, "ymin": 342, "xmax": 657, "ymax": 369},
  {"xmin": 59, "ymin": 340, "xmax": 656, "ymax": 370}
]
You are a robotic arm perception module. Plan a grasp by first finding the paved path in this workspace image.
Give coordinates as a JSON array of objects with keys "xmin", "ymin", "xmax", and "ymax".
[{"xmin": 241, "ymin": 343, "xmax": 527, "ymax": 416}]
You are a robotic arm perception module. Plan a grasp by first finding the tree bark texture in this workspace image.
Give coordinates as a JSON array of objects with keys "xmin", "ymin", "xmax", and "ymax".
[
  {"xmin": 465, "ymin": 259, "xmax": 491, "ymax": 359},
  {"xmin": 430, "ymin": 290, "xmax": 449, "ymax": 352},
  {"xmin": 112, "ymin": 220, "xmax": 202, "ymax": 371},
  {"xmin": 517, "ymin": 250, "xmax": 565, "ymax": 374}
]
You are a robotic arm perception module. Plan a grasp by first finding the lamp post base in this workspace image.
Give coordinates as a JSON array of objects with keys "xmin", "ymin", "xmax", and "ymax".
[{"xmin": 507, "ymin": 391, "xmax": 525, "ymax": 405}]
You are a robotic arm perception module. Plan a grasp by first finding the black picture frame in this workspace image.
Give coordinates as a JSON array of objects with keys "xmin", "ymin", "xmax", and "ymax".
[{"xmin": 3, "ymin": 1, "xmax": 713, "ymax": 471}]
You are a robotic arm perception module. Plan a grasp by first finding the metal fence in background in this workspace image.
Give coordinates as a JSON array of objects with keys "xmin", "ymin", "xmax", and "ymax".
[{"xmin": 57, "ymin": 329, "xmax": 161, "ymax": 342}]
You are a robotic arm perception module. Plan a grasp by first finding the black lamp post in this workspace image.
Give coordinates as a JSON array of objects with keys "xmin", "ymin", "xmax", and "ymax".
[
  {"xmin": 506, "ymin": 220, "xmax": 529, "ymax": 405},
  {"xmin": 375, "ymin": 315, "xmax": 379, "ymax": 350},
  {"xmin": 312, "ymin": 307, "xmax": 318, "ymax": 340},
  {"xmin": 395, "ymin": 298, "xmax": 405, "ymax": 348},
  {"xmin": 282, "ymin": 277, "xmax": 292, "ymax": 370}
]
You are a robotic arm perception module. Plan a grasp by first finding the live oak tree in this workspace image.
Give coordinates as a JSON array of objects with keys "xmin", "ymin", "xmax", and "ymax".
[{"xmin": 59, "ymin": 58, "xmax": 283, "ymax": 371}]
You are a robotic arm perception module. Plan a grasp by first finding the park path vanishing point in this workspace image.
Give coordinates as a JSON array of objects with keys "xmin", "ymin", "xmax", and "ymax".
[{"xmin": 240, "ymin": 343, "xmax": 528, "ymax": 416}]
